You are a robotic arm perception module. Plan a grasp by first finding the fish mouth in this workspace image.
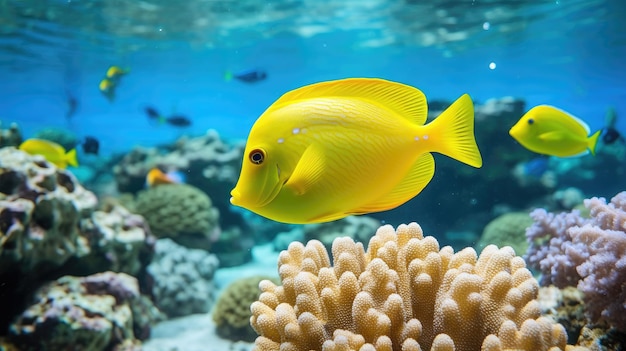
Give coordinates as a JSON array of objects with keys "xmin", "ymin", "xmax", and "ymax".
[{"xmin": 230, "ymin": 164, "xmax": 284, "ymax": 209}]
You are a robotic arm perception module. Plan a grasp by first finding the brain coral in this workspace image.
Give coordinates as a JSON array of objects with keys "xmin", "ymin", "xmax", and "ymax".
[
  {"xmin": 134, "ymin": 183, "xmax": 219, "ymax": 249},
  {"xmin": 213, "ymin": 275, "xmax": 279, "ymax": 342},
  {"xmin": 477, "ymin": 212, "xmax": 532, "ymax": 256},
  {"xmin": 251, "ymin": 223, "xmax": 586, "ymax": 351}
]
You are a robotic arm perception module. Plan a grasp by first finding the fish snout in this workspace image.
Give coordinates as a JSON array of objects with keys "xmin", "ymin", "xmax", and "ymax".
[{"xmin": 230, "ymin": 189, "xmax": 241, "ymax": 206}]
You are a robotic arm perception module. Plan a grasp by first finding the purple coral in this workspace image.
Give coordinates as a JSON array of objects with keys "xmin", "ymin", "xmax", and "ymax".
[{"xmin": 525, "ymin": 191, "xmax": 626, "ymax": 331}]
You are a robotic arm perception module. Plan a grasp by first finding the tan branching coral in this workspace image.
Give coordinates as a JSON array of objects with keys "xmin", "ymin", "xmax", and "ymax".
[{"xmin": 251, "ymin": 223, "xmax": 586, "ymax": 351}]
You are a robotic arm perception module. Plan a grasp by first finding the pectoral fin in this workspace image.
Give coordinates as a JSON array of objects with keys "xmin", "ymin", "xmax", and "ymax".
[{"xmin": 284, "ymin": 144, "xmax": 325, "ymax": 196}]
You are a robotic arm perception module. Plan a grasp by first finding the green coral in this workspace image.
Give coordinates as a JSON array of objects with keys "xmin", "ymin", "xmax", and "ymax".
[
  {"xmin": 476, "ymin": 211, "xmax": 532, "ymax": 256},
  {"xmin": 32, "ymin": 128, "xmax": 78, "ymax": 151},
  {"xmin": 134, "ymin": 184, "xmax": 219, "ymax": 249},
  {"xmin": 212, "ymin": 275, "xmax": 278, "ymax": 342}
]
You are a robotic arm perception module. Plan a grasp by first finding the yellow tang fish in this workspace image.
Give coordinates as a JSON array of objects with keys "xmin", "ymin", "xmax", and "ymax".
[
  {"xmin": 19, "ymin": 138, "xmax": 78, "ymax": 169},
  {"xmin": 230, "ymin": 78, "xmax": 483, "ymax": 224},
  {"xmin": 509, "ymin": 105, "xmax": 601, "ymax": 157},
  {"xmin": 106, "ymin": 65, "xmax": 128, "ymax": 79}
]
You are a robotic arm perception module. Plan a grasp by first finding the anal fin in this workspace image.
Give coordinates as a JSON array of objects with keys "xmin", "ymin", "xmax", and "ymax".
[{"xmin": 351, "ymin": 153, "xmax": 435, "ymax": 214}]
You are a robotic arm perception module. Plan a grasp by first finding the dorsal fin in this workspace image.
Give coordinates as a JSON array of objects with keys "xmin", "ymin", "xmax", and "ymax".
[{"xmin": 266, "ymin": 78, "xmax": 429, "ymax": 125}]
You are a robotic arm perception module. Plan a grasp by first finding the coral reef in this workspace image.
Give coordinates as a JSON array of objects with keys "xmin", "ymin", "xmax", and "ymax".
[
  {"xmin": 146, "ymin": 238, "xmax": 219, "ymax": 317},
  {"xmin": 0, "ymin": 121, "xmax": 22, "ymax": 147},
  {"xmin": 133, "ymin": 183, "xmax": 220, "ymax": 250},
  {"xmin": 477, "ymin": 212, "xmax": 532, "ymax": 256},
  {"xmin": 0, "ymin": 148, "xmax": 154, "ymax": 332},
  {"xmin": 113, "ymin": 130, "xmax": 243, "ymax": 223},
  {"xmin": 213, "ymin": 275, "xmax": 278, "ymax": 342},
  {"xmin": 525, "ymin": 191, "xmax": 626, "ymax": 332},
  {"xmin": 8, "ymin": 272, "xmax": 146, "ymax": 351},
  {"xmin": 251, "ymin": 222, "xmax": 584, "ymax": 351}
]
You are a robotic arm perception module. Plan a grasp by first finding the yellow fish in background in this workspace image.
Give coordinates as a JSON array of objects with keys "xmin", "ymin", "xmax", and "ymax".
[
  {"xmin": 19, "ymin": 138, "xmax": 78, "ymax": 169},
  {"xmin": 509, "ymin": 105, "xmax": 602, "ymax": 157},
  {"xmin": 230, "ymin": 78, "xmax": 483, "ymax": 224},
  {"xmin": 106, "ymin": 65, "xmax": 129, "ymax": 80}
]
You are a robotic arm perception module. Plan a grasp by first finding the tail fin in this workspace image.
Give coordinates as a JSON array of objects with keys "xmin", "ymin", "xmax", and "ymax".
[
  {"xmin": 66, "ymin": 148, "xmax": 78, "ymax": 167},
  {"xmin": 427, "ymin": 94, "xmax": 482, "ymax": 168},
  {"xmin": 588, "ymin": 129, "xmax": 601, "ymax": 156}
]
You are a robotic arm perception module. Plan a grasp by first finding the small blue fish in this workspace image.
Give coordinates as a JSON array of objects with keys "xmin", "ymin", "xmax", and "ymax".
[{"xmin": 224, "ymin": 69, "xmax": 267, "ymax": 83}]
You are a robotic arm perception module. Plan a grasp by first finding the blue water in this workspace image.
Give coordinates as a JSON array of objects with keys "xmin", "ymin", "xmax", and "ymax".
[{"xmin": 1, "ymin": 0, "xmax": 625, "ymax": 155}]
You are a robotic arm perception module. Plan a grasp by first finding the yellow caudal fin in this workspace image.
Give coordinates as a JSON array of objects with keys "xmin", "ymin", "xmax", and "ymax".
[
  {"xmin": 66, "ymin": 148, "xmax": 78, "ymax": 167},
  {"xmin": 588, "ymin": 129, "xmax": 601, "ymax": 156},
  {"xmin": 427, "ymin": 94, "xmax": 482, "ymax": 168}
]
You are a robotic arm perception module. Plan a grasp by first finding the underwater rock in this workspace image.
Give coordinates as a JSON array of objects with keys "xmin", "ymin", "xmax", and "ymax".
[
  {"xmin": 78, "ymin": 203, "xmax": 155, "ymax": 276},
  {"xmin": 146, "ymin": 238, "xmax": 219, "ymax": 318},
  {"xmin": 0, "ymin": 148, "xmax": 154, "ymax": 333},
  {"xmin": 0, "ymin": 120, "xmax": 22, "ymax": 147},
  {"xmin": 133, "ymin": 183, "xmax": 220, "ymax": 251},
  {"xmin": 0, "ymin": 147, "xmax": 97, "ymax": 276},
  {"xmin": 8, "ymin": 272, "xmax": 141, "ymax": 351}
]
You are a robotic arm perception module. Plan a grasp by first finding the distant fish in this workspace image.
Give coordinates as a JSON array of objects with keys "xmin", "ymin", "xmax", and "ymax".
[
  {"xmin": 144, "ymin": 106, "xmax": 162, "ymax": 120},
  {"xmin": 601, "ymin": 107, "xmax": 623, "ymax": 145},
  {"xmin": 146, "ymin": 168, "xmax": 185, "ymax": 187},
  {"xmin": 225, "ymin": 69, "xmax": 267, "ymax": 83},
  {"xmin": 522, "ymin": 156, "xmax": 549, "ymax": 178},
  {"xmin": 164, "ymin": 115, "xmax": 191, "ymax": 127},
  {"xmin": 99, "ymin": 65, "xmax": 129, "ymax": 102},
  {"xmin": 509, "ymin": 105, "xmax": 601, "ymax": 157},
  {"xmin": 230, "ymin": 78, "xmax": 482, "ymax": 224},
  {"xmin": 99, "ymin": 78, "xmax": 116, "ymax": 102},
  {"xmin": 82, "ymin": 136, "xmax": 100, "ymax": 155},
  {"xmin": 106, "ymin": 65, "xmax": 129, "ymax": 80},
  {"xmin": 19, "ymin": 138, "xmax": 78, "ymax": 169},
  {"xmin": 601, "ymin": 127, "xmax": 624, "ymax": 145},
  {"xmin": 66, "ymin": 92, "xmax": 78, "ymax": 119}
]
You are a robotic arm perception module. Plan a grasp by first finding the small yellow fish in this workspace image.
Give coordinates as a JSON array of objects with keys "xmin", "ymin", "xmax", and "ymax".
[
  {"xmin": 19, "ymin": 138, "xmax": 78, "ymax": 169},
  {"xmin": 99, "ymin": 78, "xmax": 116, "ymax": 101},
  {"xmin": 106, "ymin": 65, "xmax": 128, "ymax": 79},
  {"xmin": 230, "ymin": 78, "xmax": 483, "ymax": 224},
  {"xmin": 509, "ymin": 105, "xmax": 601, "ymax": 157}
]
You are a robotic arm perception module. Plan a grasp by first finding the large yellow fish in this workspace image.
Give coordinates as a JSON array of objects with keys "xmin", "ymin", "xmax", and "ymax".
[
  {"xmin": 19, "ymin": 138, "xmax": 78, "ymax": 169},
  {"xmin": 230, "ymin": 78, "xmax": 482, "ymax": 224},
  {"xmin": 509, "ymin": 105, "xmax": 601, "ymax": 157}
]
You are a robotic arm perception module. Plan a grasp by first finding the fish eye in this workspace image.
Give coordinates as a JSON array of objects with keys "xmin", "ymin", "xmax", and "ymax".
[
  {"xmin": 527, "ymin": 118, "xmax": 534, "ymax": 125},
  {"xmin": 249, "ymin": 148, "xmax": 266, "ymax": 165}
]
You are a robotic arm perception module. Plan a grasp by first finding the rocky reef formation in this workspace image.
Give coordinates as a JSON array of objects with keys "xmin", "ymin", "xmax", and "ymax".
[
  {"xmin": 0, "ymin": 147, "xmax": 154, "ymax": 334},
  {"xmin": 8, "ymin": 271, "xmax": 161, "ymax": 350},
  {"xmin": 146, "ymin": 238, "xmax": 219, "ymax": 318}
]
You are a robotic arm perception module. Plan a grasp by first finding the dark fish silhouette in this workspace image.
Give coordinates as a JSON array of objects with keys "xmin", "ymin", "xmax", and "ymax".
[
  {"xmin": 225, "ymin": 69, "xmax": 267, "ymax": 83},
  {"xmin": 165, "ymin": 115, "xmax": 191, "ymax": 127},
  {"xmin": 82, "ymin": 136, "xmax": 100, "ymax": 155}
]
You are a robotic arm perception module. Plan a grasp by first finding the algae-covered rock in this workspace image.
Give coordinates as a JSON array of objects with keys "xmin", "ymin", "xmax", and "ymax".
[
  {"xmin": 476, "ymin": 211, "xmax": 532, "ymax": 255},
  {"xmin": 212, "ymin": 275, "xmax": 279, "ymax": 342},
  {"xmin": 0, "ymin": 120, "xmax": 22, "ymax": 148},
  {"xmin": 134, "ymin": 183, "xmax": 220, "ymax": 250},
  {"xmin": 9, "ymin": 272, "xmax": 141, "ymax": 351}
]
